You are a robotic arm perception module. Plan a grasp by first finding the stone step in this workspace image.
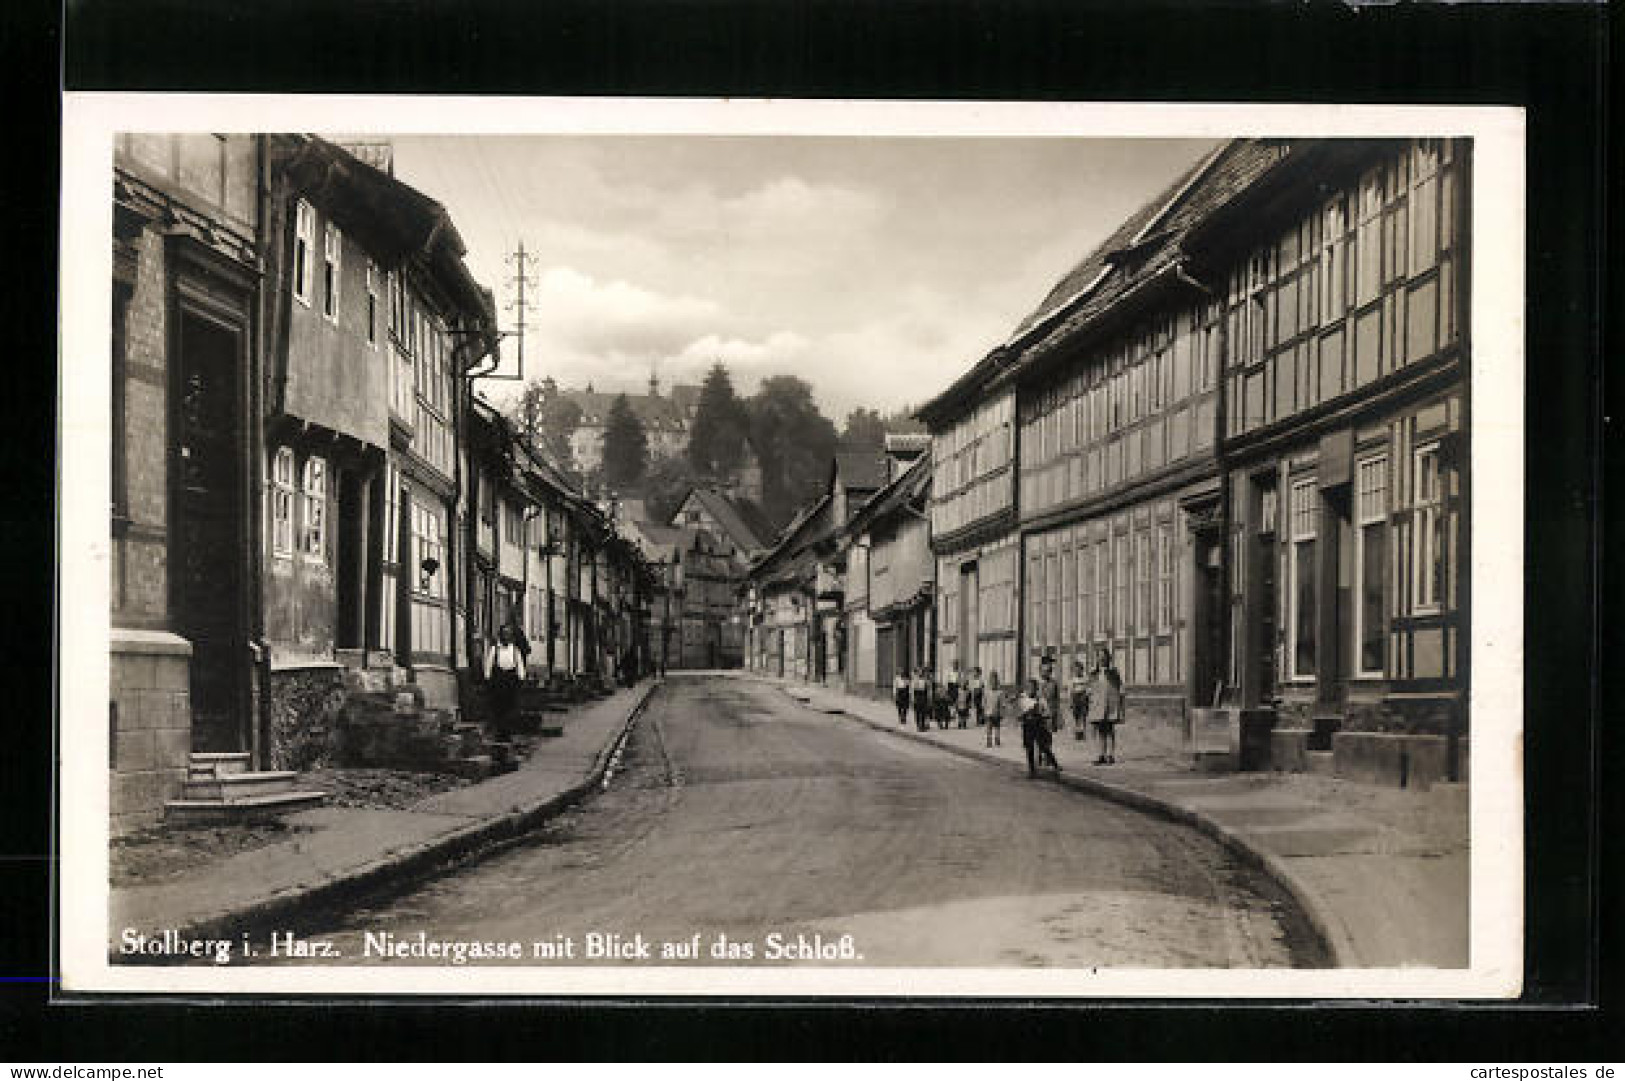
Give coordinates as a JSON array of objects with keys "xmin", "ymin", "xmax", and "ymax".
[
  {"xmin": 187, "ymin": 752, "xmax": 251, "ymax": 778},
  {"xmin": 447, "ymin": 755, "xmax": 494, "ymax": 780},
  {"xmin": 181, "ymin": 770, "xmax": 300, "ymax": 802},
  {"xmin": 1305, "ymin": 749, "xmax": 1337, "ymax": 776},
  {"xmin": 165, "ymin": 789, "xmax": 327, "ymax": 824}
]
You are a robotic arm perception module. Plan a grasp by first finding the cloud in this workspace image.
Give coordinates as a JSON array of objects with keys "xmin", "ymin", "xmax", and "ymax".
[
  {"xmin": 533, "ymin": 266, "xmax": 722, "ymax": 357},
  {"xmin": 668, "ymin": 331, "xmax": 812, "ymax": 387}
]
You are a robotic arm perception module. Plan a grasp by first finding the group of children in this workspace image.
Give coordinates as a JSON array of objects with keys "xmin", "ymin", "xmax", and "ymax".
[{"xmin": 890, "ymin": 649, "xmax": 1125, "ymax": 774}]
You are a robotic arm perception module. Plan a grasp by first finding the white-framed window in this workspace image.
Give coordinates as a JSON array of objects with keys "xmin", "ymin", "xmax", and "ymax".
[
  {"xmin": 412, "ymin": 503, "xmax": 445, "ymax": 599},
  {"xmin": 366, "ymin": 260, "xmax": 379, "ymax": 346},
  {"xmin": 383, "ymin": 462, "xmax": 401, "ymax": 563},
  {"xmin": 1156, "ymin": 522, "xmax": 1175, "ymax": 634},
  {"xmin": 322, "ymin": 223, "xmax": 342, "ymax": 322},
  {"xmin": 502, "ymin": 500, "xmax": 525, "ymax": 550},
  {"xmin": 301, "ymin": 455, "xmax": 327, "ymax": 562},
  {"xmin": 1287, "ymin": 478, "xmax": 1318, "ymax": 679},
  {"xmin": 1412, "ymin": 442, "xmax": 1444, "ymax": 613},
  {"xmin": 1134, "ymin": 531, "xmax": 1151, "ymax": 637},
  {"xmin": 1354, "ymin": 454, "xmax": 1389, "ymax": 676},
  {"xmin": 293, "ymin": 200, "xmax": 315, "ymax": 307},
  {"xmin": 1113, "ymin": 533, "xmax": 1130, "ymax": 641},
  {"xmin": 269, "ymin": 447, "xmax": 294, "ymax": 558}
]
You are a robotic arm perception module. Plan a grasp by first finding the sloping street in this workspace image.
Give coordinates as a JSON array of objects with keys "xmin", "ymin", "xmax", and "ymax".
[{"xmin": 284, "ymin": 676, "xmax": 1325, "ymax": 967}]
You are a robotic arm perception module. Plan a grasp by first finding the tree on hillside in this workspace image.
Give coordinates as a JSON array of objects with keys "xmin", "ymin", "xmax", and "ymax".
[
  {"xmin": 512, "ymin": 377, "xmax": 550, "ymax": 451},
  {"xmin": 687, "ymin": 361, "xmax": 751, "ymax": 477},
  {"xmin": 601, "ymin": 394, "xmax": 649, "ymax": 491},
  {"xmin": 644, "ymin": 454, "xmax": 702, "ymax": 526},
  {"xmin": 747, "ymin": 374, "xmax": 839, "ymax": 529},
  {"xmin": 508, "ymin": 376, "xmax": 584, "ymax": 481},
  {"xmin": 842, "ymin": 406, "xmax": 888, "ymax": 449},
  {"xmin": 884, "ymin": 407, "xmax": 927, "ymax": 435}
]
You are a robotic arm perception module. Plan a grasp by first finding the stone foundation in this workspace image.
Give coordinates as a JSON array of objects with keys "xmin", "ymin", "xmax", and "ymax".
[
  {"xmin": 267, "ymin": 663, "xmax": 347, "ymax": 771},
  {"xmin": 1331, "ymin": 731, "xmax": 1470, "ymax": 790},
  {"xmin": 110, "ymin": 629, "xmax": 193, "ymax": 836},
  {"xmin": 1121, "ymin": 694, "xmax": 1189, "ymax": 759}
]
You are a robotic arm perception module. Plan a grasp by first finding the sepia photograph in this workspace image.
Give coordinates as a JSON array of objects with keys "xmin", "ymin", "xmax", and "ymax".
[{"xmin": 58, "ymin": 97, "xmax": 1526, "ymax": 998}]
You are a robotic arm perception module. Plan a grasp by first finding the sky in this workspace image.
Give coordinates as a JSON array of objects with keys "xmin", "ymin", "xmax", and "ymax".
[{"xmin": 388, "ymin": 135, "xmax": 1218, "ymax": 422}]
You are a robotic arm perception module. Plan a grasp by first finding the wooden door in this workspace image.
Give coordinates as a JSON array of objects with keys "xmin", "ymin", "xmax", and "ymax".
[{"xmin": 173, "ymin": 312, "xmax": 246, "ymax": 752}]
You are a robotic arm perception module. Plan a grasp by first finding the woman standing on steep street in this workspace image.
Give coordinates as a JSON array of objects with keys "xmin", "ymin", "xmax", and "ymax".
[
  {"xmin": 1093, "ymin": 646, "xmax": 1125, "ymax": 765},
  {"xmin": 483, "ymin": 622, "xmax": 528, "ymax": 741},
  {"xmin": 893, "ymin": 668, "xmax": 912, "ymax": 726}
]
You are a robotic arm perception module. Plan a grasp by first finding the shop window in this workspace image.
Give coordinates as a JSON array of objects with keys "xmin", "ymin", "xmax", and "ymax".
[
  {"xmin": 1288, "ymin": 479, "xmax": 1318, "ymax": 679},
  {"xmin": 1354, "ymin": 455, "xmax": 1389, "ymax": 676},
  {"xmin": 301, "ymin": 456, "xmax": 327, "ymax": 563},
  {"xmin": 269, "ymin": 447, "xmax": 294, "ymax": 558},
  {"xmin": 293, "ymin": 200, "xmax": 314, "ymax": 306},
  {"xmin": 1412, "ymin": 442, "xmax": 1444, "ymax": 613}
]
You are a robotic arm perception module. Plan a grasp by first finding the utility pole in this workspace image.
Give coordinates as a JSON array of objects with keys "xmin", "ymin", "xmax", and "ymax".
[{"xmin": 504, "ymin": 240, "xmax": 534, "ymax": 381}]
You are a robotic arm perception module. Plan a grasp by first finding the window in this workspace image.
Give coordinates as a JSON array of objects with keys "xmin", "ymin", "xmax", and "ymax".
[
  {"xmin": 1076, "ymin": 547, "xmax": 1091, "ymax": 646},
  {"xmin": 1412, "ymin": 442, "xmax": 1444, "ymax": 613},
  {"xmin": 1156, "ymin": 523, "xmax": 1175, "ymax": 633},
  {"xmin": 1028, "ymin": 550, "xmax": 1044, "ymax": 655},
  {"xmin": 293, "ymin": 200, "xmax": 314, "ymax": 306},
  {"xmin": 1288, "ymin": 479, "xmax": 1318, "ymax": 679},
  {"xmin": 301, "ymin": 456, "xmax": 328, "ymax": 562},
  {"xmin": 383, "ymin": 463, "xmax": 401, "ymax": 563},
  {"xmin": 323, "ymin": 223, "xmax": 342, "ymax": 321},
  {"xmin": 413, "ymin": 504, "xmax": 445, "ymax": 598},
  {"xmin": 1355, "ymin": 455, "xmax": 1389, "ymax": 675},
  {"xmin": 269, "ymin": 447, "xmax": 294, "ymax": 557},
  {"xmin": 1355, "ymin": 168, "xmax": 1384, "ymax": 307},
  {"xmin": 1134, "ymin": 531, "xmax": 1152, "ymax": 637},
  {"xmin": 503, "ymin": 500, "xmax": 525, "ymax": 549},
  {"xmin": 1093, "ymin": 541, "xmax": 1109, "ymax": 638},
  {"xmin": 366, "ymin": 261, "xmax": 379, "ymax": 346},
  {"xmin": 1113, "ymin": 534, "xmax": 1130, "ymax": 641}
]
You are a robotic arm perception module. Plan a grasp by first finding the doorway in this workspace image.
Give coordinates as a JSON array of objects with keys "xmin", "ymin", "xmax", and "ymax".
[
  {"xmin": 959, "ymin": 562, "xmax": 979, "ymax": 672},
  {"xmin": 335, "ymin": 470, "xmax": 367, "ymax": 651},
  {"xmin": 1191, "ymin": 530, "xmax": 1227, "ymax": 709},
  {"xmin": 172, "ymin": 312, "xmax": 246, "ymax": 753}
]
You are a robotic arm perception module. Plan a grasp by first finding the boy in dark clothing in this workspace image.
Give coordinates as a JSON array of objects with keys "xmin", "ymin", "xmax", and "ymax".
[{"xmin": 1019, "ymin": 678, "xmax": 1061, "ymax": 778}]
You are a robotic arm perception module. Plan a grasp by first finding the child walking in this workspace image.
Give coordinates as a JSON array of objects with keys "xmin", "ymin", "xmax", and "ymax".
[
  {"xmin": 1093, "ymin": 647, "xmax": 1125, "ymax": 765},
  {"xmin": 984, "ymin": 671, "xmax": 1005, "ymax": 748},
  {"xmin": 911, "ymin": 667, "xmax": 932, "ymax": 733},
  {"xmin": 1069, "ymin": 659, "xmax": 1092, "ymax": 742}
]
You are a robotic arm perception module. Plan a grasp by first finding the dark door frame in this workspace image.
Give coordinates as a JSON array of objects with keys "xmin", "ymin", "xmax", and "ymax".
[{"xmin": 166, "ymin": 235, "xmax": 259, "ymax": 757}]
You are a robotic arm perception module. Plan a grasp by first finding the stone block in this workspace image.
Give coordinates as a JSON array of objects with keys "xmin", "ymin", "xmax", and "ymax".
[
  {"xmin": 1270, "ymin": 728, "xmax": 1311, "ymax": 773},
  {"xmin": 112, "ymin": 654, "xmax": 157, "ymax": 692},
  {"xmin": 111, "ymin": 770, "xmax": 164, "ymax": 820},
  {"xmin": 115, "ymin": 728, "xmax": 157, "ymax": 772},
  {"xmin": 111, "ymin": 805, "xmax": 162, "ymax": 838},
  {"xmin": 153, "ymin": 655, "xmax": 192, "ymax": 692},
  {"xmin": 1331, "ymin": 731, "xmax": 1467, "ymax": 790},
  {"xmin": 141, "ymin": 690, "xmax": 179, "ymax": 731},
  {"xmin": 154, "ymin": 725, "xmax": 193, "ymax": 769},
  {"xmin": 166, "ymin": 691, "xmax": 191, "ymax": 730}
]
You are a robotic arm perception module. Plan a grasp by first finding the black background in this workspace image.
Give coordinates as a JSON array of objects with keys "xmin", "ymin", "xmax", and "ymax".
[{"xmin": 3, "ymin": 0, "xmax": 1613, "ymax": 1061}]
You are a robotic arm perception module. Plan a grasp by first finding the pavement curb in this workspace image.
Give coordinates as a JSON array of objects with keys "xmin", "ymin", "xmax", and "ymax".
[
  {"xmin": 127, "ymin": 680, "xmax": 663, "ymax": 949},
  {"xmin": 773, "ymin": 680, "xmax": 1358, "ymax": 968}
]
